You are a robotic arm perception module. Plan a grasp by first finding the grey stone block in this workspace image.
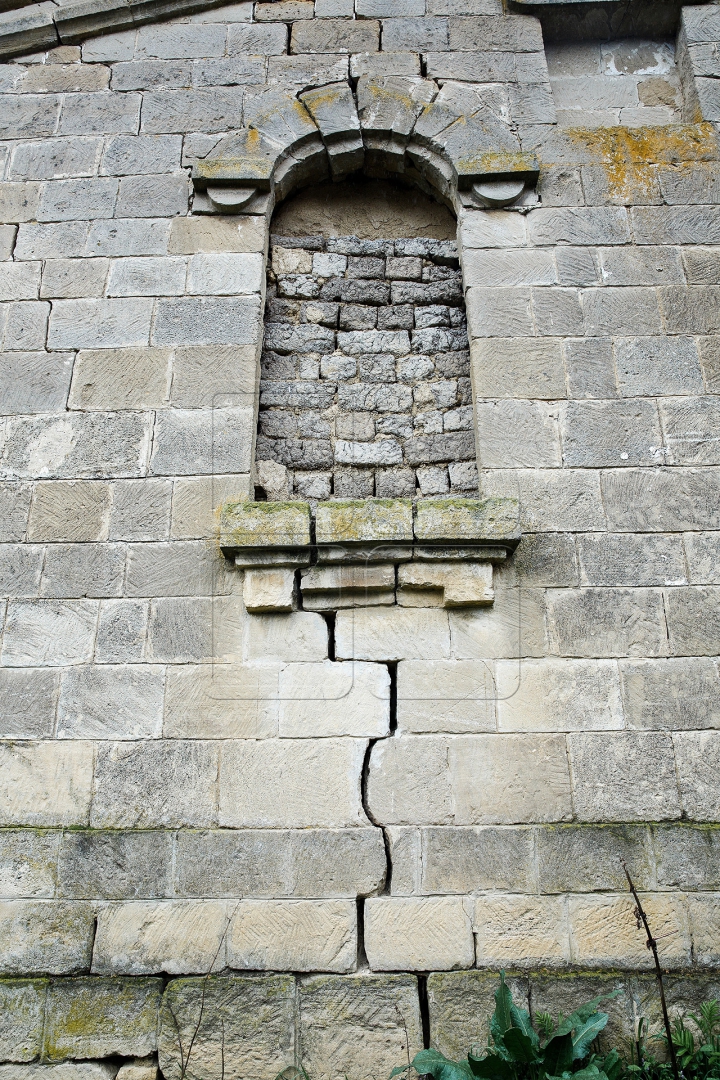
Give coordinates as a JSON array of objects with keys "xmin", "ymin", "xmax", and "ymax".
[
  {"xmin": 532, "ymin": 288, "xmax": 583, "ymax": 336},
  {"xmin": 134, "ymin": 23, "xmax": 226, "ymax": 59},
  {"xmin": 661, "ymin": 396, "xmax": 720, "ymax": 465},
  {"xmin": 100, "ymin": 135, "xmax": 182, "ymax": 176},
  {"xmin": 665, "ymin": 585, "xmax": 720, "ymax": 656},
  {"xmin": 109, "ymin": 479, "xmax": 171, "ymax": 542},
  {"xmin": 466, "ymin": 287, "xmax": 533, "ymax": 338},
  {"xmin": 115, "ymin": 173, "xmax": 188, "ymax": 218},
  {"xmin": 86, "ymin": 218, "xmax": 171, "ymax": 257},
  {"xmin": 675, "ymin": 731, "xmax": 720, "ymax": 821},
  {"xmin": 0, "ymin": 669, "xmax": 57, "ymax": 739},
  {"xmin": 564, "ymin": 339, "xmax": 617, "ymax": 399},
  {"xmin": 425, "ymin": 50, "xmax": 515, "ymax": 81},
  {"xmin": 685, "ymin": 532, "xmax": 720, "ymax": 584},
  {"xmin": 125, "ymin": 541, "xmax": 219, "ymax": 597},
  {"xmin": 57, "ymin": 666, "xmax": 164, "ymax": 740},
  {"xmin": 153, "ymin": 296, "xmax": 261, "ymax": 346},
  {"xmin": 528, "ymin": 207, "xmax": 630, "ymax": 247},
  {"xmin": 0, "ymin": 263, "xmax": 40, "ymax": 302},
  {"xmin": 0, "ymin": 978, "xmax": 47, "ymax": 1061},
  {"xmin": 577, "ymin": 533, "xmax": 686, "ymax": 587},
  {"xmin": 683, "ymin": 247, "xmax": 720, "ymax": 285},
  {"xmin": 462, "ymin": 249, "xmax": 555, "ymax": 288},
  {"xmin": 615, "ymin": 336, "xmax": 703, "ymax": 397},
  {"xmin": 420, "ymin": 826, "xmax": 534, "ymax": 893},
  {"xmin": 291, "ymin": 18, "xmax": 379, "ymax": 52},
  {"xmin": 147, "ymin": 596, "xmax": 214, "ymax": 663},
  {"xmin": 40, "ymin": 258, "xmax": 108, "ymax": 299},
  {"xmin": 382, "ymin": 17, "xmax": 447, "ymax": 51},
  {"xmin": 15, "ymin": 222, "xmax": 89, "ymax": 260},
  {"xmin": 582, "ymin": 286, "xmax": 662, "ymax": 336},
  {"xmin": 0, "ymin": 96, "xmax": 60, "ymax": 140},
  {"xmin": 505, "ymin": 532, "xmax": 578, "ymax": 588},
  {"xmin": 7, "ymin": 414, "xmax": 151, "ymax": 481},
  {"xmin": 3, "ymin": 301, "xmax": 50, "ymax": 351},
  {"xmin": 267, "ymin": 53, "xmax": 349, "ymax": 84},
  {"xmin": 561, "ymin": 399, "xmax": 662, "ymax": 468},
  {"xmin": 405, "ymin": 431, "xmax": 477, "ymax": 465},
  {"xmin": 150, "ymin": 408, "xmax": 253, "ymax": 476},
  {"xmin": 599, "ymin": 246, "xmax": 684, "ymax": 286},
  {"xmin": 0, "ymin": 484, "xmax": 32, "ymax": 542},
  {"xmin": 1, "ymin": 600, "xmax": 98, "ymax": 667},
  {"xmin": 546, "ymin": 587, "xmax": 668, "ymax": 658},
  {"xmin": 38, "ymin": 178, "xmax": 117, "ymax": 222},
  {"xmin": 475, "ymin": 400, "xmax": 561, "ymax": 469},
  {"xmin": 110, "ymin": 60, "xmax": 193, "ymax": 91},
  {"xmin": 95, "ymin": 599, "xmax": 148, "ymax": 664},
  {"xmin": 58, "ymin": 93, "xmax": 141, "ymax": 136},
  {"xmin": 0, "ymin": 544, "xmax": 43, "ymax": 598},
  {"xmin": 40, "ymin": 543, "xmax": 125, "ymax": 598},
  {"xmin": 107, "ymin": 257, "xmax": 186, "ymax": 297},
  {"xmin": 8, "ymin": 137, "xmax": 100, "ymax": 182},
  {"xmin": 569, "ymin": 732, "xmax": 680, "ymax": 822},
  {"xmin": 631, "ymin": 206, "xmax": 720, "ymax": 246},
  {"xmin": 620, "ymin": 657, "xmax": 720, "ymax": 730},
  {"xmin": 0, "ymin": 901, "xmax": 95, "ymax": 975},
  {"xmin": 91, "ymin": 740, "xmax": 219, "ymax": 828},
  {"xmin": 537, "ymin": 825, "xmax": 652, "ymax": 893},
  {"xmin": 140, "ymin": 88, "xmax": 246, "ymax": 134},
  {"xmin": 0, "ymin": 224, "xmax": 16, "ymax": 260},
  {"xmin": 428, "ymin": 971, "xmax": 529, "ymax": 1060},
  {"xmin": 654, "ymin": 825, "xmax": 720, "ymax": 889},
  {"xmin": 69, "ymin": 347, "xmax": 170, "ymax": 408},
  {"xmin": 193, "ymin": 56, "xmax": 267, "ymax": 86},
  {"xmin": 43, "ymin": 977, "xmax": 161, "ymax": 1060},
  {"xmin": 48, "ymin": 298, "xmax": 153, "ymax": 349},
  {"xmin": 602, "ymin": 467, "xmax": 720, "ymax": 532},
  {"xmin": 57, "ymin": 832, "xmax": 173, "ymax": 899},
  {"xmin": 0, "ymin": 183, "xmax": 41, "ymax": 225},
  {"xmin": 226, "ymin": 22, "xmax": 287, "ymax": 53}
]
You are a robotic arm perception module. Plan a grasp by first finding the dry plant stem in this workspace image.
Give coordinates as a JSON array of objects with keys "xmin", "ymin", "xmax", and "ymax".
[{"xmin": 621, "ymin": 861, "xmax": 680, "ymax": 1080}]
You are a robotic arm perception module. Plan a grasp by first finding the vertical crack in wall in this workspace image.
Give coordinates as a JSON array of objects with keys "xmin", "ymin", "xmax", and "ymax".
[
  {"xmin": 417, "ymin": 975, "xmax": 431, "ymax": 1050},
  {"xmin": 322, "ymin": 611, "xmax": 336, "ymax": 659}
]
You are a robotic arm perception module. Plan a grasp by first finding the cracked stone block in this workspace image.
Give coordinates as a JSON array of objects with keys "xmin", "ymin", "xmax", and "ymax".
[
  {"xmin": 243, "ymin": 568, "xmax": 295, "ymax": 613},
  {"xmin": 398, "ymin": 561, "xmax": 494, "ymax": 607}
]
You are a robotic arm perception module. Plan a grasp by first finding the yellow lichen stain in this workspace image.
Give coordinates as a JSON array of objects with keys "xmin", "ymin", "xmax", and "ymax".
[{"xmin": 565, "ymin": 122, "xmax": 719, "ymax": 202}]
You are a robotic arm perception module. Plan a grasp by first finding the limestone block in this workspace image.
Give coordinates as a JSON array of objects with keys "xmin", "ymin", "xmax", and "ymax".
[
  {"xmin": 449, "ymin": 586, "xmax": 546, "ymax": 660},
  {"xmin": 186, "ymin": 253, "xmax": 263, "ymax": 296},
  {"xmin": 0, "ymin": 829, "xmax": 59, "ymax": 899},
  {"xmin": 300, "ymin": 562, "xmax": 395, "ymax": 609},
  {"xmin": 43, "ymin": 977, "xmax": 161, "ymax": 1060},
  {"xmin": 315, "ymin": 498, "xmax": 413, "ymax": 544},
  {"xmin": 450, "ymin": 734, "xmax": 573, "ymax": 824},
  {"xmin": 147, "ymin": 597, "xmax": 214, "ymax": 664},
  {"xmin": 170, "ymin": 475, "xmax": 250, "ymax": 541},
  {"xmin": 474, "ymin": 895, "xmax": 570, "ymax": 968},
  {"xmin": 385, "ymin": 828, "xmax": 420, "ymax": 895},
  {"xmin": 428, "ymin": 971, "xmax": 529, "ymax": 1061},
  {"xmin": 220, "ymin": 500, "xmax": 310, "ymax": 549},
  {"xmin": 666, "ymin": 585, "xmax": 720, "ymax": 656},
  {"xmin": 97, "ymin": 600, "xmax": 152, "ymax": 662},
  {"xmin": 279, "ymin": 661, "xmax": 390, "ymax": 737},
  {"xmin": 687, "ymin": 895, "xmax": 720, "ymax": 964},
  {"xmin": 243, "ymin": 568, "xmax": 295, "ymax": 613},
  {"xmin": 0, "ymin": 742, "xmax": 93, "ymax": 827},
  {"xmin": 56, "ymin": 831, "xmax": 174, "ymax": 901},
  {"xmin": 164, "ymin": 664, "xmax": 280, "ymax": 740},
  {"xmin": 421, "ymin": 826, "xmax": 535, "ymax": 895},
  {"xmin": 335, "ymin": 607, "xmax": 450, "ymax": 661},
  {"xmin": 0, "ymin": 601, "xmax": 98, "ymax": 668},
  {"xmin": 28, "ymin": 481, "xmax": 110, "ymax": 543},
  {"xmin": 227, "ymin": 900, "xmax": 356, "ymax": 972},
  {"xmin": 171, "ymin": 346, "xmax": 257, "ymax": 410},
  {"xmin": 471, "ymin": 337, "xmax": 565, "ymax": 399},
  {"xmin": 219, "ymin": 738, "xmax": 368, "ymax": 827},
  {"xmin": 57, "ymin": 666, "xmax": 164, "ymax": 740},
  {"xmin": 41, "ymin": 543, "xmax": 125, "ymax": 601},
  {"xmin": 0, "ymin": 980, "xmax": 47, "ymax": 1062},
  {"xmin": 546, "ymin": 587, "xmax": 668, "ymax": 658},
  {"xmin": 568, "ymin": 893, "xmax": 690, "ymax": 968},
  {"xmin": 365, "ymin": 897, "xmax": 474, "ymax": 971},
  {"xmin": 619, "ymin": 657, "xmax": 720, "ymax": 729},
  {"xmin": 569, "ymin": 732, "xmax": 680, "ymax": 822},
  {"xmin": 398, "ymin": 561, "xmax": 493, "ymax": 607},
  {"xmin": 93, "ymin": 901, "xmax": 230, "ymax": 976},
  {"xmin": 115, "ymin": 1059, "xmax": 157, "ymax": 1080},
  {"xmin": 291, "ymin": 18, "xmax": 379, "ymax": 52},
  {"xmin": 497, "ymin": 658, "xmax": 624, "ymax": 732},
  {"xmin": 367, "ymin": 738, "xmax": 453, "ymax": 825},
  {"xmin": 272, "ymin": 247, "xmax": 313, "ymax": 276},
  {"xmin": 474, "ymin": 400, "xmax": 561, "ymax": 469},
  {"xmin": 654, "ymin": 826, "xmax": 720, "ymax": 890},
  {"xmin": 0, "ymin": 901, "xmax": 94, "ymax": 975},
  {"xmin": 0, "ymin": 1067, "xmax": 117, "ymax": 1080},
  {"xmin": 396, "ymin": 660, "xmax": 496, "ymax": 733},
  {"xmin": 158, "ymin": 975, "xmax": 295, "ymax": 1080},
  {"xmin": 0, "ymin": 669, "xmax": 57, "ymax": 739},
  {"xmin": 91, "ymin": 741, "xmax": 219, "ymax": 829},
  {"xmin": 299, "ymin": 973, "xmax": 421, "ymax": 1080},
  {"xmin": 537, "ymin": 825, "xmax": 653, "ymax": 894},
  {"xmin": 69, "ymin": 349, "xmax": 170, "ymax": 410},
  {"xmin": 674, "ymin": 731, "xmax": 720, "ymax": 821},
  {"xmin": 244, "ymin": 611, "xmax": 328, "ymax": 662}
]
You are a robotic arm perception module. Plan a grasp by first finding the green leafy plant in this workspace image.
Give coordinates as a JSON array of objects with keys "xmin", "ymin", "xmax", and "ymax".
[
  {"xmin": 390, "ymin": 973, "xmax": 623, "ymax": 1080},
  {"xmin": 625, "ymin": 1002, "xmax": 720, "ymax": 1080}
]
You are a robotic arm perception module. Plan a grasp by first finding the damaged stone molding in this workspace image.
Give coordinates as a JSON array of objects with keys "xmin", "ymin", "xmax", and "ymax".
[
  {"xmin": 192, "ymin": 78, "xmax": 540, "ymax": 219},
  {"xmin": 219, "ymin": 496, "xmax": 520, "ymax": 614}
]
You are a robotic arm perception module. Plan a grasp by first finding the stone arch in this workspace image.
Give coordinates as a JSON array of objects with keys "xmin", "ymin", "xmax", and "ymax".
[{"xmin": 191, "ymin": 77, "xmax": 539, "ymax": 217}]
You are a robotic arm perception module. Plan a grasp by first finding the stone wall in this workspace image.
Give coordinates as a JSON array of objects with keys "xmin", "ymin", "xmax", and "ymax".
[{"xmin": 1, "ymin": 0, "xmax": 720, "ymax": 1075}]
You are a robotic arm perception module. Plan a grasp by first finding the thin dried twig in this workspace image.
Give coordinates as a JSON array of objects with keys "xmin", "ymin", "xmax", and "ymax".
[{"xmin": 621, "ymin": 859, "xmax": 680, "ymax": 1080}]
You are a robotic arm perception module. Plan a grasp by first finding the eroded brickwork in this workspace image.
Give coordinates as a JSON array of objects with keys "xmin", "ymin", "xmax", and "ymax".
[{"xmin": 256, "ymin": 233, "xmax": 478, "ymax": 500}]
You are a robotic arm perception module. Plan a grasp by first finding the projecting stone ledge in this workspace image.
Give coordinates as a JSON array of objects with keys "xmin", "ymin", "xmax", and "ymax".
[{"xmin": 219, "ymin": 497, "xmax": 520, "ymax": 612}]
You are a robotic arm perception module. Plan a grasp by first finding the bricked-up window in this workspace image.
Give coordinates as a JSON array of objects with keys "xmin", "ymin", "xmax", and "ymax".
[{"xmin": 254, "ymin": 180, "xmax": 478, "ymax": 502}]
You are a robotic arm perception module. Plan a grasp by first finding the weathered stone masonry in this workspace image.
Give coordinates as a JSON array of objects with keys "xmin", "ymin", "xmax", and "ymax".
[{"xmin": 2, "ymin": 0, "xmax": 720, "ymax": 1075}]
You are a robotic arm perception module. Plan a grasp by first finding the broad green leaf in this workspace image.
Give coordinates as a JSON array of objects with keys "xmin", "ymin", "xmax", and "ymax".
[
  {"xmin": 542, "ymin": 1032, "xmax": 574, "ymax": 1076},
  {"xmin": 389, "ymin": 1068, "xmax": 410, "ymax": 1079},
  {"xmin": 599, "ymin": 1048, "xmax": 622, "ymax": 1080},
  {"xmin": 490, "ymin": 973, "xmax": 515, "ymax": 1045},
  {"xmin": 572, "ymin": 1013, "xmax": 609, "ymax": 1061},
  {"xmin": 502, "ymin": 1028, "xmax": 538, "ymax": 1064},
  {"xmin": 556, "ymin": 993, "xmax": 622, "ymax": 1038},
  {"xmin": 467, "ymin": 1053, "xmax": 514, "ymax": 1080},
  {"xmin": 410, "ymin": 1050, "xmax": 473, "ymax": 1080},
  {"xmin": 568, "ymin": 1064, "xmax": 605, "ymax": 1080}
]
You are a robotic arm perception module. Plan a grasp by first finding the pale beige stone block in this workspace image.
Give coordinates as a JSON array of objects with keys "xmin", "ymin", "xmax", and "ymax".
[
  {"xmin": 396, "ymin": 660, "xmax": 496, "ymax": 733},
  {"xmin": 335, "ymin": 607, "xmax": 450, "ymax": 661},
  {"xmin": 93, "ymin": 900, "xmax": 230, "ymax": 975},
  {"xmin": 271, "ymin": 246, "xmax": 313, "ymax": 275},
  {"xmin": 366, "ymin": 737, "xmax": 453, "ymax": 825},
  {"xmin": 168, "ymin": 215, "xmax": 266, "ymax": 255},
  {"xmin": 28, "ymin": 481, "xmax": 110, "ymax": 542},
  {"xmin": 116, "ymin": 1058, "xmax": 157, "ymax": 1080},
  {"xmin": 219, "ymin": 738, "xmax": 369, "ymax": 827},
  {"xmin": 450, "ymin": 734, "xmax": 573, "ymax": 824},
  {"xmin": 227, "ymin": 900, "xmax": 356, "ymax": 972},
  {"xmin": 450, "ymin": 587, "xmax": 547, "ymax": 660},
  {"xmin": 687, "ymin": 894, "xmax": 720, "ymax": 965},
  {"xmin": 0, "ymin": 900, "xmax": 94, "ymax": 975},
  {"xmin": 300, "ymin": 563, "xmax": 395, "ymax": 610},
  {"xmin": 170, "ymin": 475, "xmax": 252, "ymax": 540},
  {"xmin": 0, "ymin": 742, "xmax": 93, "ymax": 826},
  {"xmin": 244, "ymin": 611, "xmax": 328, "ymax": 662},
  {"xmin": 496, "ymin": 658, "xmax": 624, "ymax": 731},
  {"xmin": 279, "ymin": 660, "xmax": 390, "ymax": 737},
  {"xmin": 164, "ymin": 663, "xmax": 280, "ymax": 738},
  {"xmin": 365, "ymin": 897, "xmax": 474, "ymax": 971},
  {"xmin": 69, "ymin": 349, "xmax": 171, "ymax": 410},
  {"xmin": 243, "ymin": 568, "xmax": 295, "ymax": 613},
  {"xmin": 398, "ymin": 562, "xmax": 494, "ymax": 607},
  {"xmin": 474, "ymin": 895, "xmax": 569, "ymax": 968},
  {"xmin": 255, "ymin": 460, "xmax": 289, "ymax": 501},
  {"xmin": 0, "ymin": 1065, "xmax": 116, "ymax": 1080},
  {"xmin": 568, "ymin": 893, "xmax": 690, "ymax": 968},
  {"xmin": 674, "ymin": 731, "xmax": 720, "ymax": 821}
]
